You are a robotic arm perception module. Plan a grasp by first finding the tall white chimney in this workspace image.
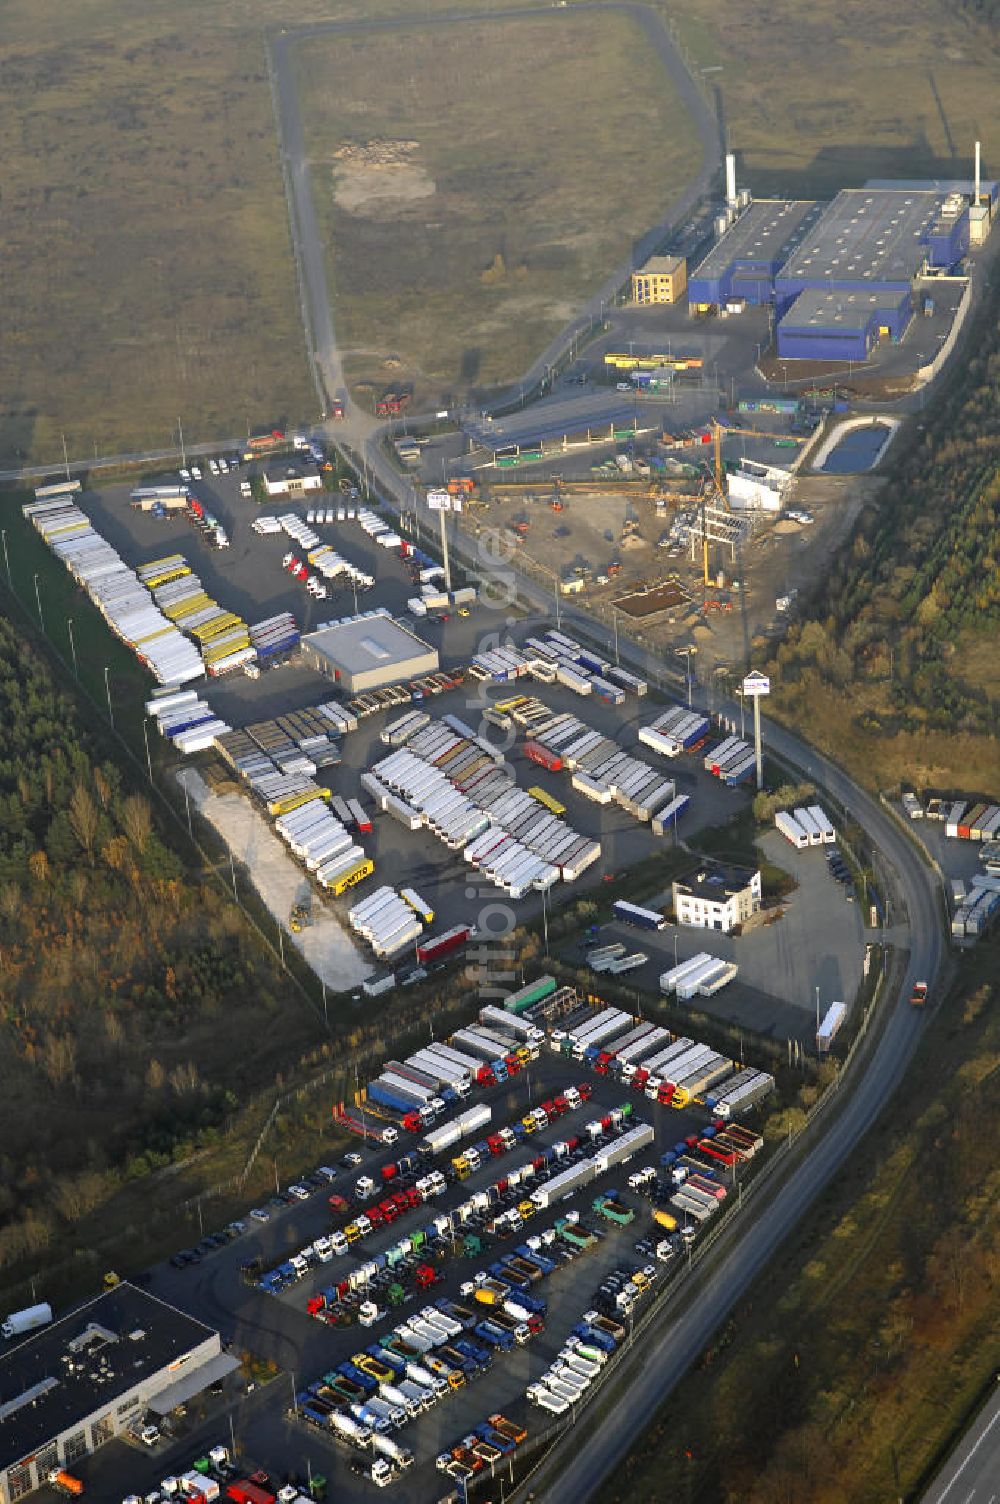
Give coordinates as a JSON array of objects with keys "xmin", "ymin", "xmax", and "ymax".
[
  {"xmin": 726, "ymin": 152, "xmax": 737, "ymax": 207},
  {"xmin": 975, "ymin": 140, "xmax": 981, "ymax": 205}
]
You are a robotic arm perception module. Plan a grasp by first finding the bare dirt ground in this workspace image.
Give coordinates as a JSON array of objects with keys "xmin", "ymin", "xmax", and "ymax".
[
  {"xmin": 331, "ymin": 139, "xmax": 437, "ymax": 215},
  {"xmin": 469, "ymin": 467, "xmax": 876, "ymax": 670},
  {"xmin": 177, "ymin": 768, "xmax": 373, "ymax": 993}
]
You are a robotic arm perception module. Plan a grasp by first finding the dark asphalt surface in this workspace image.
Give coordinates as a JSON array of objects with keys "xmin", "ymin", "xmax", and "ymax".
[
  {"xmin": 920, "ymin": 1381, "xmax": 1000, "ymax": 1504},
  {"xmin": 95, "ymin": 1061, "xmax": 711, "ymax": 1504}
]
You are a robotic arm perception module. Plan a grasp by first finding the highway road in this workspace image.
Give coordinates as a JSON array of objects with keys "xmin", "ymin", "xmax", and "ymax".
[{"xmin": 921, "ymin": 1382, "xmax": 1000, "ymax": 1504}]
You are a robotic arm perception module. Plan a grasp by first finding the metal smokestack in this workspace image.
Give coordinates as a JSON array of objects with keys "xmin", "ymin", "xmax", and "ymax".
[
  {"xmin": 975, "ymin": 140, "xmax": 981, "ymax": 205},
  {"xmin": 726, "ymin": 152, "xmax": 737, "ymax": 206}
]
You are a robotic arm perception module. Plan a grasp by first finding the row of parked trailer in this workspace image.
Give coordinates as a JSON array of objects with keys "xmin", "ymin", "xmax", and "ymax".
[
  {"xmin": 951, "ymin": 878, "xmax": 1000, "ymax": 939},
  {"xmin": 467, "ymin": 629, "xmax": 647, "ymax": 706},
  {"xmin": 147, "ymin": 691, "xmax": 232, "ymax": 755},
  {"xmin": 366, "ymin": 717, "xmax": 601, "ymax": 897},
  {"xmin": 519, "ymin": 711, "xmax": 680, "ymax": 827},
  {"xmin": 140, "ymin": 553, "xmax": 254, "ymax": 677},
  {"xmin": 524, "ymin": 630, "xmax": 649, "ymax": 705},
  {"xmin": 215, "ymin": 703, "xmax": 353, "ymax": 780},
  {"xmin": 935, "ymin": 798, "xmax": 1000, "ymax": 843},
  {"xmin": 24, "ymin": 493, "xmax": 206, "ymax": 684},
  {"xmin": 248, "ymin": 611, "xmax": 300, "ymax": 667},
  {"xmin": 774, "ymin": 805, "xmax": 836, "ymax": 849},
  {"xmin": 551, "ymin": 1004, "xmax": 773, "ymax": 1117},
  {"xmin": 639, "ymin": 704, "xmax": 712, "ymax": 759},
  {"xmin": 349, "ymin": 886, "xmax": 425, "ymax": 960},
  {"xmin": 702, "ymin": 733, "xmax": 756, "ymax": 788},
  {"xmin": 659, "ymin": 950, "xmax": 739, "ymax": 1001},
  {"xmin": 274, "ymin": 797, "xmax": 373, "ymax": 896}
]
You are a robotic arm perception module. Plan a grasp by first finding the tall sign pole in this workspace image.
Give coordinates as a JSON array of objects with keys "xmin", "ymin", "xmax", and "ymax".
[
  {"xmin": 426, "ymin": 489, "xmax": 461, "ymax": 594},
  {"xmin": 741, "ymin": 671, "xmax": 770, "ymax": 790}
]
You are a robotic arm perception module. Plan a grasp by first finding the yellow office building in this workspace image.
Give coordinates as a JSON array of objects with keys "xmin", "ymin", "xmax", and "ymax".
[{"xmin": 630, "ymin": 254, "xmax": 687, "ymax": 305}]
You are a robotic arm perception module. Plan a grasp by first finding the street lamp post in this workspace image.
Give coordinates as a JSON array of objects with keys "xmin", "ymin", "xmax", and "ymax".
[
  {"xmin": 67, "ymin": 619, "xmax": 78, "ymax": 678},
  {"xmin": 104, "ymin": 666, "xmax": 114, "ymax": 728},
  {"xmin": 143, "ymin": 719, "xmax": 153, "ymax": 783},
  {"xmin": 1, "ymin": 531, "xmax": 10, "ymax": 585},
  {"xmin": 33, "ymin": 574, "xmax": 44, "ymax": 631},
  {"xmin": 612, "ymin": 608, "xmax": 620, "ymax": 666},
  {"xmin": 675, "ymin": 645, "xmax": 696, "ymax": 708}
]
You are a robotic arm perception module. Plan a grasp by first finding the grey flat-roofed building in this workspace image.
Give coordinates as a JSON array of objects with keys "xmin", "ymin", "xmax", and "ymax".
[
  {"xmin": 778, "ymin": 188, "xmax": 940, "ymax": 289},
  {"xmin": 0, "ymin": 1284, "xmax": 232, "ymax": 1503},
  {"xmin": 301, "ymin": 613, "xmax": 439, "ymax": 693},
  {"xmin": 687, "ymin": 200, "xmax": 821, "ymax": 305}
]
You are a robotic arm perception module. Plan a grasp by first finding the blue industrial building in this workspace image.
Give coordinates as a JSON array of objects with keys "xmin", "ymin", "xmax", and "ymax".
[
  {"xmin": 687, "ymin": 200, "xmax": 820, "ymax": 309},
  {"xmin": 773, "ymin": 187, "xmax": 967, "ymax": 360},
  {"xmin": 775, "ymin": 287, "xmax": 912, "ymax": 363},
  {"xmin": 689, "ymin": 179, "xmax": 984, "ymax": 363}
]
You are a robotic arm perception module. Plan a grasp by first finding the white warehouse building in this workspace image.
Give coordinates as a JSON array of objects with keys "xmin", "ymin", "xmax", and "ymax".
[{"xmin": 0, "ymin": 1285, "xmax": 237, "ymax": 1502}]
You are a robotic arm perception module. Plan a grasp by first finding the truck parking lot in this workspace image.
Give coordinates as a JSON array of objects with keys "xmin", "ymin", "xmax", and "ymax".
[{"xmin": 128, "ymin": 995, "xmax": 768, "ymax": 1502}]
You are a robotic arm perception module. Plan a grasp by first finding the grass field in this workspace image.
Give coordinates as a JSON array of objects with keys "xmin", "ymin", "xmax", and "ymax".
[
  {"xmin": 0, "ymin": 0, "xmax": 321, "ymax": 469},
  {"xmin": 673, "ymin": 0, "xmax": 1000, "ymax": 197},
  {"xmin": 294, "ymin": 11, "xmax": 703, "ymax": 401},
  {"xmin": 2, "ymin": 0, "xmax": 996, "ymax": 466}
]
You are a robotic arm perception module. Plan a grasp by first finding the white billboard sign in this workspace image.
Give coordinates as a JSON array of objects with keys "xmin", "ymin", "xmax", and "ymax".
[
  {"xmin": 426, "ymin": 489, "xmax": 462, "ymax": 513},
  {"xmin": 742, "ymin": 671, "xmax": 771, "ymax": 697}
]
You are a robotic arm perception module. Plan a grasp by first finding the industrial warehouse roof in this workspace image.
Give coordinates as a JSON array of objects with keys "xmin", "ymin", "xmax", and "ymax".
[
  {"xmin": 0, "ymin": 1285, "xmax": 216, "ymax": 1468},
  {"xmin": 865, "ymin": 175, "xmax": 1000, "ymax": 207},
  {"xmin": 779, "ymin": 286, "xmax": 907, "ymax": 333},
  {"xmin": 779, "ymin": 188, "xmax": 941, "ymax": 287},
  {"xmin": 692, "ymin": 199, "xmax": 820, "ymax": 280},
  {"xmin": 302, "ymin": 613, "xmax": 435, "ymax": 675}
]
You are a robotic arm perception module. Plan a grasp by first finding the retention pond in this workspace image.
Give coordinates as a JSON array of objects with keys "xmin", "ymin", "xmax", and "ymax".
[{"xmin": 814, "ymin": 418, "xmax": 898, "ymax": 473}]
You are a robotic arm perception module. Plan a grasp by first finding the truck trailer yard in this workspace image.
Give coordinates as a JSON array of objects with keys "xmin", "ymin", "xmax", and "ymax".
[{"xmin": 16, "ymin": 471, "xmax": 866, "ymax": 1045}]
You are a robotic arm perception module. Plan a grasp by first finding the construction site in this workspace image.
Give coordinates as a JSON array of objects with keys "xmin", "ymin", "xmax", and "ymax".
[{"xmin": 452, "ymin": 409, "xmax": 860, "ymax": 670}]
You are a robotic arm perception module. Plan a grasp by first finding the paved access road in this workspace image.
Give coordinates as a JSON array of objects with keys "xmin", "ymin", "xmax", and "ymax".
[{"xmin": 921, "ymin": 1382, "xmax": 1000, "ymax": 1504}]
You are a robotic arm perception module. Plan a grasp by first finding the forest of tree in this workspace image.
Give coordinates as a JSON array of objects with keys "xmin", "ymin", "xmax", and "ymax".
[
  {"xmin": 764, "ymin": 270, "xmax": 1000, "ymax": 790},
  {"xmin": 0, "ymin": 614, "xmax": 320, "ymax": 1279}
]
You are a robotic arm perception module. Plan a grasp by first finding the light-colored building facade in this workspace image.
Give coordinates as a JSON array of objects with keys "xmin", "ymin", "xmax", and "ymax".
[
  {"xmin": 672, "ymin": 862, "xmax": 761, "ymax": 933},
  {"xmin": 0, "ymin": 1286, "xmax": 234, "ymax": 1503},
  {"xmin": 630, "ymin": 255, "xmax": 687, "ymax": 305}
]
